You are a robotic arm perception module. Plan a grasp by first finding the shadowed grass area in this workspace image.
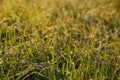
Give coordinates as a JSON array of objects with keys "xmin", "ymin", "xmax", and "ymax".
[{"xmin": 0, "ymin": 0, "xmax": 120, "ymax": 80}]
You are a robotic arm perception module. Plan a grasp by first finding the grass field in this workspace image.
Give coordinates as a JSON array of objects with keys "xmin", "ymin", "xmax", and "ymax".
[{"xmin": 0, "ymin": 0, "xmax": 120, "ymax": 80}]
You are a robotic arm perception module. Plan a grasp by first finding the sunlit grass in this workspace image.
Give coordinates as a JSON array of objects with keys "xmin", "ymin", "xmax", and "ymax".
[{"xmin": 0, "ymin": 0, "xmax": 120, "ymax": 80}]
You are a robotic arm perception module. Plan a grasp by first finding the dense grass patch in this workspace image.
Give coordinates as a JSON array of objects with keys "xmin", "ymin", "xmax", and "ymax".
[{"xmin": 0, "ymin": 0, "xmax": 120, "ymax": 80}]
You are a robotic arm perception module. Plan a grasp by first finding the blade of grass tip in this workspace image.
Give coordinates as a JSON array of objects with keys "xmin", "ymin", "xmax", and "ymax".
[{"xmin": 51, "ymin": 50, "xmax": 55, "ymax": 64}]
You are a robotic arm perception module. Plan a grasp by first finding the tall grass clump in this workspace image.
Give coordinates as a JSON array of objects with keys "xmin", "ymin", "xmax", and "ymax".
[{"xmin": 0, "ymin": 0, "xmax": 120, "ymax": 80}]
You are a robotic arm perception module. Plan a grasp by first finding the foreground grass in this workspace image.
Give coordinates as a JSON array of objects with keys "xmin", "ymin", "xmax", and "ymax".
[{"xmin": 0, "ymin": 0, "xmax": 120, "ymax": 80}]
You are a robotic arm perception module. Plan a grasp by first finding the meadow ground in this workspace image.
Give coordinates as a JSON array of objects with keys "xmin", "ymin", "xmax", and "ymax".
[{"xmin": 0, "ymin": 0, "xmax": 120, "ymax": 80}]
